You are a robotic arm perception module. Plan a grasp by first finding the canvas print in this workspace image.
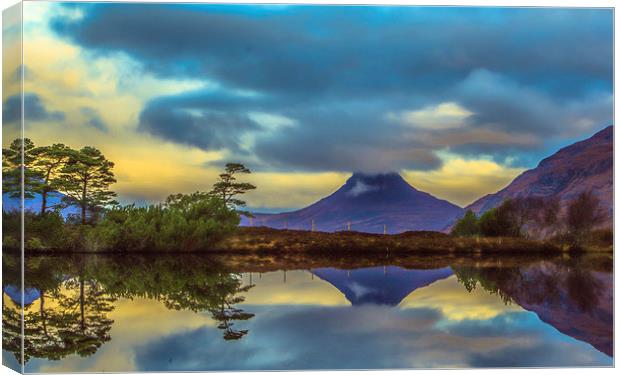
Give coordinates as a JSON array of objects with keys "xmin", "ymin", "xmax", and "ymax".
[{"xmin": 1, "ymin": 1, "xmax": 614, "ymax": 372}]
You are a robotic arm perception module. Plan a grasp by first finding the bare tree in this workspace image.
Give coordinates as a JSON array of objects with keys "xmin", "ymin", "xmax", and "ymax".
[{"xmin": 566, "ymin": 191, "xmax": 605, "ymax": 245}]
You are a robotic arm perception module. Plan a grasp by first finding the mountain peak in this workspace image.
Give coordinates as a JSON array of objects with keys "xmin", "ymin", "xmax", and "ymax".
[
  {"xmin": 242, "ymin": 171, "xmax": 463, "ymax": 233},
  {"xmin": 345, "ymin": 172, "xmax": 413, "ymax": 197}
]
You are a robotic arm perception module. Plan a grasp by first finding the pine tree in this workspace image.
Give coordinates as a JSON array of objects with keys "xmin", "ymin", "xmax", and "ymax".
[
  {"xmin": 211, "ymin": 163, "xmax": 256, "ymax": 210},
  {"xmin": 58, "ymin": 146, "xmax": 117, "ymax": 224},
  {"xmin": 31, "ymin": 144, "xmax": 72, "ymax": 215},
  {"xmin": 2, "ymin": 138, "xmax": 44, "ymax": 199}
]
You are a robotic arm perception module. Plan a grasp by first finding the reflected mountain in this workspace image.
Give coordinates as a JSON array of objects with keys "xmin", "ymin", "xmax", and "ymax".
[
  {"xmin": 312, "ymin": 266, "xmax": 453, "ymax": 306},
  {"xmin": 454, "ymin": 260, "xmax": 613, "ymax": 357},
  {"xmin": 3, "ymin": 285, "xmax": 41, "ymax": 306}
]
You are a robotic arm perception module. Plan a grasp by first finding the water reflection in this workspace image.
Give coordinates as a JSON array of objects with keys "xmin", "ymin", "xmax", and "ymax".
[
  {"xmin": 312, "ymin": 266, "xmax": 453, "ymax": 305},
  {"xmin": 453, "ymin": 259, "xmax": 613, "ymax": 356},
  {"xmin": 1, "ymin": 253, "xmax": 613, "ymax": 370}
]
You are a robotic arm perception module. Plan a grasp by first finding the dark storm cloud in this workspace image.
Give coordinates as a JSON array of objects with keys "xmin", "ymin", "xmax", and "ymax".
[
  {"xmin": 50, "ymin": 4, "xmax": 613, "ymax": 171},
  {"xmin": 2, "ymin": 93, "xmax": 65, "ymax": 124},
  {"xmin": 138, "ymin": 91, "xmax": 261, "ymax": 152},
  {"xmin": 51, "ymin": 5, "xmax": 612, "ymax": 98}
]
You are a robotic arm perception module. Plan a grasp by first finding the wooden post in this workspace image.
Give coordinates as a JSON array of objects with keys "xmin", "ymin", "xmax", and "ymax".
[
  {"xmin": 347, "ymin": 221, "xmax": 351, "ymax": 231},
  {"xmin": 384, "ymin": 224, "xmax": 387, "ymax": 235},
  {"xmin": 311, "ymin": 219, "xmax": 315, "ymax": 232},
  {"xmin": 249, "ymin": 217, "xmax": 253, "ymax": 226}
]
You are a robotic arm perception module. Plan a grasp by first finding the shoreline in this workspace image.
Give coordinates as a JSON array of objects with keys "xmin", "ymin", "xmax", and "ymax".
[{"xmin": 9, "ymin": 226, "xmax": 613, "ymax": 255}]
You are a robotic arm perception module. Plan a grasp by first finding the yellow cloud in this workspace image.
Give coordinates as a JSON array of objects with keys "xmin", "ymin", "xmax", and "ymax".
[
  {"xmin": 244, "ymin": 171, "xmax": 349, "ymax": 209},
  {"xmin": 403, "ymin": 156, "xmax": 524, "ymax": 206}
]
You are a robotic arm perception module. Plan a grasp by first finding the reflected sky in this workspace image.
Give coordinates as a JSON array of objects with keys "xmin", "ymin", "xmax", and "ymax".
[{"xmin": 11, "ymin": 263, "xmax": 612, "ymax": 372}]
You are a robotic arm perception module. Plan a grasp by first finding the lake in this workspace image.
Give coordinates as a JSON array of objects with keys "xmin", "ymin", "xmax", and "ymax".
[{"xmin": 2, "ymin": 252, "xmax": 613, "ymax": 371}]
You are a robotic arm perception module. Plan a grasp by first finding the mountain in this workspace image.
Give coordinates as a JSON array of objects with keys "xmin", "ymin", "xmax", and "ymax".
[
  {"xmin": 312, "ymin": 266, "xmax": 453, "ymax": 306},
  {"xmin": 466, "ymin": 126, "xmax": 613, "ymax": 226},
  {"xmin": 241, "ymin": 172, "xmax": 464, "ymax": 234},
  {"xmin": 2, "ymin": 192, "xmax": 79, "ymax": 217}
]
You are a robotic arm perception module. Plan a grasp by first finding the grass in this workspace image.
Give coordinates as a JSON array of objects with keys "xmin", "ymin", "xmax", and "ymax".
[{"xmin": 212, "ymin": 226, "xmax": 566, "ymax": 255}]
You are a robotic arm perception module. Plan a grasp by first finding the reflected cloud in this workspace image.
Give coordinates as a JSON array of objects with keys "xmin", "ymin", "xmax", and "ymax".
[{"xmin": 400, "ymin": 275, "xmax": 522, "ymax": 321}]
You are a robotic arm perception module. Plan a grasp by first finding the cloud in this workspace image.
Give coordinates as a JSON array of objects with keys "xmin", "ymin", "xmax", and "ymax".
[
  {"xmin": 47, "ymin": 4, "xmax": 612, "ymax": 176},
  {"xmin": 139, "ymin": 102, "xmax": 259, "ymax": 153},
  {"xmin": 80, "ymin": 106, "xmax": 108, "ymax": 132},
  {"xmin": 346, "ymin": 180, "xmax": 378, "ymax": 197},
  {"xmin": 455, "ymin": 69, "xmax": 613, "ymax": 138},
  {"xmin": 2, "ymin": 93, "xmax": 65, "ymax": 123},
  {"xmin": 386, "ymin": 102, "xmax": 472, "ymax": 130},
  {"xmin": 50, "ymin": 5, "xmax": 612, "ymax": 100},
  {"xmin": 403, "ymin": 155, "xmax": 526, "ymax": 206}
]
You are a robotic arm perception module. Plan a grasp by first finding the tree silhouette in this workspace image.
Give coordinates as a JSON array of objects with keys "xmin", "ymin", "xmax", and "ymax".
[
  {"xmin": 2, "ymin": 138, "xmax": 44, "ymax": 199},
  {"xmin": 58, "ymin": 147, "xmax": 117, "ymax": 224},
  {"xmin": 51, "ymin": 276, "xmax": 115, "ymax": 358},
  {"xmin": 211, "ymin": 163, "xmax": 256, "ymax": 212},
  {"xmin": 566, "ymin": 191, "xmax": 605, "ymax": 245},
  {"xmin": 31, "ymin": 144, "xmax": 72, "ymax": 215},
  {"xmin": 162, "ymin": 270, "xmax": 255, "ymax": 340}
]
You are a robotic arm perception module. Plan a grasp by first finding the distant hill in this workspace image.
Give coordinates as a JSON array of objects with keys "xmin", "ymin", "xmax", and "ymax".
[
  {"xmin": 241, "ymin": 172, "xmax": 464, "ymax": 234},
  {"xmin": 466, "ymin": 126, "xmax": 613, "ymax": 227},
  {"xmin": 2, "ymin": 192, "xmax": 80, "ymax": 217}
]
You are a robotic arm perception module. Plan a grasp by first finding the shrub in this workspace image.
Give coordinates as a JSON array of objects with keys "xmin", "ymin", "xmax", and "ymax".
[
  {"xmin": 3, "ymin": 210, "xmax": 71, "ymax": 250},
  {"xmin": 90, "ymin": 193, "xmax": 240, "ymax": 252},
  {"xmin": 451, "ymin": 210, "xmax": 480, "ymax": 237}
]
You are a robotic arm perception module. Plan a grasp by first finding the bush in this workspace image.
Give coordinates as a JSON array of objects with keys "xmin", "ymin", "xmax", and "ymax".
[
  {"xmin": 90, "ymin": 193, "xmax": 240, "ymax": 252},
  {"xmin": 3, "ymin": 210, "xmax": 71, "ymax": 250},
  {"xmin": 451, "ymin": 210, "xmax": 480, "ymax": 237}
]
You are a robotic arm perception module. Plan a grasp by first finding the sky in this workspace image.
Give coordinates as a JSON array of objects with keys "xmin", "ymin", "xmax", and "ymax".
[{"xmin": 2, "ymin": 2, "xmax": 613, "ymax": 209}]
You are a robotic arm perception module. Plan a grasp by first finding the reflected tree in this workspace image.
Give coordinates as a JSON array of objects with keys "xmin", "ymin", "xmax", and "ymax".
[
  {"xmin": 162, "ymin": 270, "xmax": 255, "ymax": 341},
  {"xmin": 2, "ymin": 276, "xmax": 116, "ymax": 363},
  {"xmin": 58, "ymin": 276, "xmax": 115, "ymax": 356}
]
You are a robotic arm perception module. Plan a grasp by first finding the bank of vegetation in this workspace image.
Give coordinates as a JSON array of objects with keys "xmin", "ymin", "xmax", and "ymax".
[
  {"xmin": 2, "ymin": 138, "xmax": 255, "ymax": 252},
  {"xmin": 451, "ymin": 193, "xmax": 612, "ymax": 252}
]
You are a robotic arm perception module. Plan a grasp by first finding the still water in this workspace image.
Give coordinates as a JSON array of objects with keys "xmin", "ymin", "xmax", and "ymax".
[{"xmin": 2, "ymin": 253, "xmax": 614, "ymax": 371}]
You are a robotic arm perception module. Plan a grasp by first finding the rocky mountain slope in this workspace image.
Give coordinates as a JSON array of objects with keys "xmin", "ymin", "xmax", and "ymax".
[{"xmin": 466, "ymin": 126, "xmax": 613, "ymax": 227}]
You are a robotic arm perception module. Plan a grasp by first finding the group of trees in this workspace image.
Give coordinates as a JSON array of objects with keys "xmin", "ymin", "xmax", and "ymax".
[
  {"xmin": 2, "ymin": 138, "xmax": 117, "ymax": 224},
  {"xmin": 452, "ymin": 192, "xmax": 606, "ymax": 246},
  {"xmin": 2, "ymin": 137, "xmax": 258, "ymax": 251},
  {"xmin": 84, "ymin": 163, "xmax": 257, "ymax": 252}
]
